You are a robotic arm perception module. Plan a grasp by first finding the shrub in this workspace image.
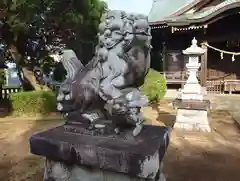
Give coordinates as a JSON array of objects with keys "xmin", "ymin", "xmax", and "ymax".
[
  {"xmin": 140, "ymin": 69, "xmax": 167, "ymax": 103},
  {"xmin": 9, "ymin": 91, "xmax": 56, "ymax": 116}
]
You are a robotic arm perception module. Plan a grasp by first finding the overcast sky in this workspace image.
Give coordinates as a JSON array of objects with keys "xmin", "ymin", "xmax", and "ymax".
[{"xmin": 102, "ymin": 0, "xmax": 153, "ymax": 15}]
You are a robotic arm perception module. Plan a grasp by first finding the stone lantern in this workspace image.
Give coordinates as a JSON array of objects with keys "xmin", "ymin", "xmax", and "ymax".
[
  {"xmin": 180, "ymin": 37, "xmax": 206, "ymax": 100},
  {"xmin": 173, "ymin": 38, "xmax": 211, "ymax": 132}
]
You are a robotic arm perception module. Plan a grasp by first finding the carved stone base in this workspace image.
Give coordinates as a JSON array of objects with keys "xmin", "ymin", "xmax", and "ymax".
[
  {"xmin": 173, "ymin": 99, "xmax": 210, "ymax": 111},
  {"xmin": 30, "ymin": 124, "xmax": 170, "ymax": 180},
  {"xmin": 174, "ymin": 109, "xmax": 211, "ymax": 132},
  {"xmin": 44, "ymin": 159, "xmax": 166, "ymax": 181}
]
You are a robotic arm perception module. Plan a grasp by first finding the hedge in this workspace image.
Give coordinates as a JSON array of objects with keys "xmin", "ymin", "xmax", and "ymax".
[
  {"xmin": 140, "ymin": 69, "xmax": 167, "ymax": 103},
  {"xmin": 9, "ymin": 91, "xmax": 56, "ymax": 116}
]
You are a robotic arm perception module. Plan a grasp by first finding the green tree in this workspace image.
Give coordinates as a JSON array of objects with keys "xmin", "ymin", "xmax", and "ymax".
[{"xmin": 0, "ymin": 0, "xmax": 107, "ymax": 90}]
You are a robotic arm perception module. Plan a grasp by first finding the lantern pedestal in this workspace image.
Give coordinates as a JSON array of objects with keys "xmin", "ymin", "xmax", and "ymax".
[{"xmin": 173, "ymin": 99, "xmax": 211, "ymax": 132}]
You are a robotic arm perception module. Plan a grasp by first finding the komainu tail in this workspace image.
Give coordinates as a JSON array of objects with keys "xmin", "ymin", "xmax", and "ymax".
[
  {"xmin": 60, "ymin": 49, "xmax": 83, "ymax": 82},
  {"xmin": 57, "ymin": 49, "xmax": 83, "ymax": 113}
]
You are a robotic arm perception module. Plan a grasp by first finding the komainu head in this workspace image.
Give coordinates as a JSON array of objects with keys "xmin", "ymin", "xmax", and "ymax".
[
  {"xmin": 97, "ymin": 10, "xmax": 152, "ymax": 84},
  {"xmin": 98, "ymin": 10, "xmax": 151, "ymax": 50}
]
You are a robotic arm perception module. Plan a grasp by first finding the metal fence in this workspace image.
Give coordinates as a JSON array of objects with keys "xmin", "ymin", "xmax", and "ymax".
[
  {"xmin": 0, "ymin": 86, "xmax": 22, "ymax": 99},
  {"xmin": 162, "ymin": 71, "xmax": 240, "ymax": 95}
]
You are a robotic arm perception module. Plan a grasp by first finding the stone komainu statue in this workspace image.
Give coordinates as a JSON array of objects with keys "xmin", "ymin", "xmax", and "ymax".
[{"xmin": 57, "ymin": 10, "xmax": 152, "ymax": 136}]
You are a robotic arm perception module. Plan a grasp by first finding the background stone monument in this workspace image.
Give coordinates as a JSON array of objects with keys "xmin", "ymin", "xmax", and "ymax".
[
  {"xmin": 5, "ymin": 62, "xmax": 22, "ymax": 86},
  {"xmin": 29, "ymin": 10, "xmax": 170, "ymax": 181},
  {"xmin": 173, "ymin": 38, "xmax": 211, "ymax": 132}
]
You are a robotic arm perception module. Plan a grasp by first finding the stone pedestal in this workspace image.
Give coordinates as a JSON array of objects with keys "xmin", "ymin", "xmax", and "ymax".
[
  {"xmin": 30, "ymin": 124, "xmax": 170, "ymax": 181},
  {"xmin": 43, "ymin": 159, "xmax": 166, "ymax": 181}
]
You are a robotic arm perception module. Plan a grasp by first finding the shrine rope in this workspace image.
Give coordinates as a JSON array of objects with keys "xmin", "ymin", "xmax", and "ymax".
[{"xmin": 201, "ymin": 42, "xmax": 240, "ymax": 61}]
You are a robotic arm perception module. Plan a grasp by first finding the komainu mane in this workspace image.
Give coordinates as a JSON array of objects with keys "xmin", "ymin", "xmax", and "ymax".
[{"xmin": 57, "ymin": 10, "xmax": 152, "ymax": 136}]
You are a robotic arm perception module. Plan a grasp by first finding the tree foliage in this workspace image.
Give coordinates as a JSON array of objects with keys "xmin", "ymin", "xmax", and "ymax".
[
  {"xmin": 0, "ymin": 0, "xmax": 107, "ymax": 43},
  {"xmin": 0, "ymin": 0, "xmax": 107, "ymax": 90}
]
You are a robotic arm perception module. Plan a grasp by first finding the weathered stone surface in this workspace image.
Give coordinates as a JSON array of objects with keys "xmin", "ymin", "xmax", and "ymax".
[
  {"xmin": 30, "ymin": 124, "xmax": 170, "ymax": 179},
  {"xmin": 56, "ymin": 10, "xmax": 152, "ymax": 137},
  {"xmin": 43, "ymin": 159, "xmax": 166, "ymax": 181},
  {"xmin": 174, "ymin": 109, "xmax": 211, "ymax": 132}
]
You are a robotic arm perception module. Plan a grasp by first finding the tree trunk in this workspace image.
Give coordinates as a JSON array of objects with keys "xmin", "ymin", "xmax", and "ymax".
[
  {"xmin": 8, "ymin": 45, "xmax": 50, "ymax": 91},
  {"xmin": 22, "ymin": 67, "xmax": 50, "ymax": 91}
]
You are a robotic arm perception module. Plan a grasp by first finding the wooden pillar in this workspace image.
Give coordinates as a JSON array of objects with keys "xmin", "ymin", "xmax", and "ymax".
[
  {"xmin": 201, "ymin": 42, "xmax": 208, "ymax": 87},
  {"xmin": 162, "ymin": 41, "xmax": 166, "ymax": 78}
]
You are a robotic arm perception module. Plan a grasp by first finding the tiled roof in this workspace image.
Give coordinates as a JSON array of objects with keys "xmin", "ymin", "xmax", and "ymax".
[
  {"xmin": 188, "ymin": 0, "xmax": 240, "ymax": 19},
  {"xmin": 167, "ymin": 0, "xmax": 240, "ymax": 25},
  {"xmin": 149, "ymin": 0, "xmax": 240, "ymax": 26},
  {"xmin": 148, "ymin": 0, "xmax": 196, "ymax": 23}
]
